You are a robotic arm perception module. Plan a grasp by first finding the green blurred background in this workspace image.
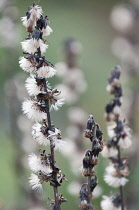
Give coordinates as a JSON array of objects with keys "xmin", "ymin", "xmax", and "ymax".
[{"xmin": 1, "ymin": 0, "xmax": 138, "ymax": 209}]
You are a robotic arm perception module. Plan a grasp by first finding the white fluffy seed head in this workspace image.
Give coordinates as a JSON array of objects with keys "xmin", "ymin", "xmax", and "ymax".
[
  {"xmin": 67, "ymin": 181, "xmax": 81, "ymax": 195},
  {"xmin": 93, "ymin": 185, "xmax": 103, "ymax": 198},
  {"xmin": 68, "ymin": 107, "xmax": 87, "ymax": 124},
  {"xmin": 80, "ymin": 200, "xmax": 88, "ymax": 209},
  {"xmin": 113, "ymin": 106, "xmax": 121, "ymax": 115},
  {"xmin": 21, "ymin": 16, "xmax": 30, "ymax": 27},
  {"xmin": 52, "ymin": 137, "xmax": 65, "ymax": 151},
  {"xmin": 106, "ymin": 84, "xmax": 114, "ymax": 94},
  {"xmin": 42, "ymin": 25, "xmax": 53, "ymax": 36},
  {"xmin": 104, "ymin": 164, "xmax": 129, "ymax": 187},
  {"xmin": 107, "ymin": 129, "xmax": 115, "ymax": 139},
  {"xmin": 118, "ymin": 136, "xmax": 132, "ymax": 149},
  {"xmin": 37, "ymin": 66, "xmax": 57, "ymax": 78},
  {"xmin": 21, "ymin": 16, "xmax": 35, "ymax": 28},
  {"xmin": 107, "ymin": 124, "xmax": 116, "ymax": 138},
  {"xmin": 21, "ymin": 5, "xmax": 42, "ymax": 28},
  {"xmin": 112, "ymin": 37, "xmax": 133, "ymax": 62},
  {"xmin": 111, "ymin": 6, "xmax": 134, "ymax": 33},
  {"xmin": 104, "ymin": 171, "xmax": 128, "ymax": 188},
  {"xmin": 105, "ymin": 165, "xmax": 116, "ymax": 174},
  {"xmin": 32, "ymin": 123, "xmax": 50, "ymax": 146},
  {"xmin": 48, "ymin": 128, "xmax": 65, "ymax": 151},
  {"xmin": 29, "ymin": 173, "xmax": 43, "ymax": 193},
  {"xmin": 50, "ymin": 99, "xmax": 65, "ymax": 111},
  {"xmin": 124, "ymin": 126, "xmax": 131, "ymax": 135},
  {"xmin": 48, "ymin": 128, "xmax": 60, "ymax": 138},
  {"xmin": 21, "ymin": 39, "xmax": 48, "ymax": 54},
  {"xmin": 21, "ymin": 16, "xmax": 28, "ymax": 27},
  {"xmin": 101, "ymin": 196, "xmax": 121, "ymax": 210},
  {"xmin": 29, "ymin": 5, "xmax": 42, "ymax": 21},
  {"xmin": 28, "ymin": 153, "xmax": 40, "ymax": 172},
  {"xmin": 22, "ymin": 99, "xmax": 47, "ymax": 121},
  {"xmin": 101, "ymin": 145, "xmax": 118, "ymax": 158},
  {"xmin": 61, "ymin": 138, "xmax": 76, "ymax": 157},
  {"xmin": 25, "ymin": 75, "xmax": 42, "ymax": 96},
  {"xmin": 19, "ymin": 57, "xmax": 36, "ymax": 72},
  {"xmin": 55, "ymin": 84, "xmax": 77, "ymax": 104},
  {"xmin": 55, "ymin": 62, "xmax": 67, "ymax": 77},
  {"xmin": 28, "ymin": 153, "xmax": 52, "ymax": 174}
]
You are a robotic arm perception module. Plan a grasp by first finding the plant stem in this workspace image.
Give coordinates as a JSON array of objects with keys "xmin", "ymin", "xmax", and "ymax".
[
  {"xmin": 44, "ymin": 79, "xmax": 60, "ymax": 210},
  {"xmin": 117, "ymin": 145, "xmax": 124, "ymax": 210},
  {"xmin": 87, "ymin": 172, "xmax": 91, "ymax": 205},
  {"xmin": 120, "ymin": 185, "xmax": 124, "ymax": 210},
  {"xmin": 87, "ymin": 124, "xmax": 96, "ymax": 207}
]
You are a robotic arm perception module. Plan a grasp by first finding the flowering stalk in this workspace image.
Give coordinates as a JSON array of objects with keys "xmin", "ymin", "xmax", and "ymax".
[
  {"xmin": 111, "ymin": 4, "xmax": 139, "ymax": 208},
  {"xmin": 56, "ymin": 38, "xmax": 87, "ymax": 105},
  {"xmin": 20, "ymin": 3, "xmax": 67, "ymax": 209},
  {"xmin": 101, "ymin": 66, "xmax": 132, "ymax": 210},
  {"xmin": 79, "ymin": 115, "xmax": 103, "ymax": 209}
]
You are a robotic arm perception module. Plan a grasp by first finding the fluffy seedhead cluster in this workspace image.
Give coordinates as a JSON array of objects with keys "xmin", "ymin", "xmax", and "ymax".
[
  {"xmin": 20, "ymin": 3, "xmax": 67, "ymax": 209},
  {"xmin": 101, "ymin": 66, "xmax": 132, "ymax": 210},
  {"xmin": 79, "ymin": 115, "xmax": 103, "ymax": 210},
  {"xmin": 111, "ymin": 1, "xmax": 139, "ymax": 76},
  {"xmin": 56, "ymin": 38, "xmax": 87, "ymax": 105},
  {"xmin": 0, "ymin": 0, "xmax": 18, "ymax": 48},
  {"xmin": 110, "ymin": 2, "xmax": 139, "ymax": 127}
]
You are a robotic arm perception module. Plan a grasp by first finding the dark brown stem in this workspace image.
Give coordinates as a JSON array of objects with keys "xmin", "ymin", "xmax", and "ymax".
[
  {"xmin": 117, "ymin": 145, "xmax": 124, "ymax": 210},
  {"xmin": 120, "ymin": 185, "xmax": 124, "ymax": 210},
  {"xmin": 87, "ymin": 124, "xmax": 96, "ymax": 206},
  {"xmin": 44, "ymin": 80, "xmax": 61, "ymax": 210},
  {"xmin": 87, "ymin": 173, "xmax": 91, "ymax": 205}
]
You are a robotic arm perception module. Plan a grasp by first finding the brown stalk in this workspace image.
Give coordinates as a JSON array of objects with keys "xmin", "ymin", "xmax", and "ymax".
[
  {"xmin": 117, "ymin": 145, "xmax": 124, "ymax": 210},
  {"xmin": 43, "ymin": 79, "xmax": 61, "ymax": 210}
]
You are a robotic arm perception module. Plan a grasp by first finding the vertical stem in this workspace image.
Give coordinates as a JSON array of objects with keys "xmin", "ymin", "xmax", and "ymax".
[
  {"xmin": 87, "ymin": 124, "xmax": 96, "ymax": 207},
  {"xmin": 44, "ymin": 80, "xmax": 60, "ymax": 210},
  {"xmin": 117, "ymin": 145, "xmax": 124, "ymax": 210},
  {"xmin": 87, "ymin": 174, "xmax": 91, "ymax": 204},
  {"xmin": 120, "ymin": 185, "xmax": 124, "ymax": 210}
]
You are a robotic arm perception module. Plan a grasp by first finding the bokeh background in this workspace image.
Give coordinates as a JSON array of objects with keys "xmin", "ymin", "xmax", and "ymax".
[{"xmin": 0, "ymin": 0, "xmax": 139, "ymax": 209}]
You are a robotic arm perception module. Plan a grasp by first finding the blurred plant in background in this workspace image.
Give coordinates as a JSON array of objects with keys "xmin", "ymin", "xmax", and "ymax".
[
  {"xmin": 111, "ymin": 1, "xmax": 139, "ymax": 130},
  {"xmin": 56, "ymin": 38, "xmax": 87, "ymax": 104},
  {"xmin": 0, "ymin": 0, "xmax": 19, "ymax": 83},
  {"xmin": 0, "ymin": 0, "xmax": 18, "ymax": 48},
  {"xmin": 56, "ymin": 38, "xmax": 87, "ymax": 191},
  {"xmin": 1, "ymin": 0, "xmax": 28, "ymax": 209},
  {"xmin": 56, "ymin": 39, "xmax": 103, "ymax": 205},
  {"xmin": 101, "ymin": 66, "xmax": 132, "ymax": 210},
  {"xmin": 111, "ymin": 1, "xmax": 139, "ymax": 208}
]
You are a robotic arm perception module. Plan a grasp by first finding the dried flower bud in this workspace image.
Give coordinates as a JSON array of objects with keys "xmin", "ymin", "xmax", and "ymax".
[
  {"xmin": 86, "ymin": 115, "xmax": 95, "ymax": 131},
  {"xmin": 83, "ymin": 130, "xmax": 93, "ymax": 139},
  {"xmin": 90, "ymin": 175, "xmax": 97, "ymax": 193}
]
